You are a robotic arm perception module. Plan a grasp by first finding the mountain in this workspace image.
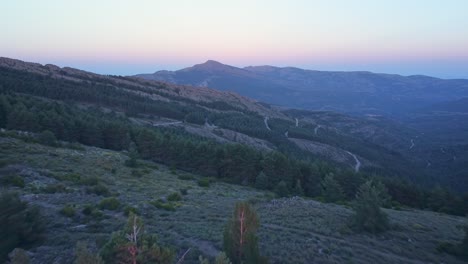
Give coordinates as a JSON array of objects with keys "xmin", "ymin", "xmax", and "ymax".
[
  {"xmin": 1, "ymin": 57, "xmax": 467, "ymax": 263},
  {"xmin": 2, "ymin": 57, "xmax": 467, "ymax": 191},
  {"xmin": 135, "ymin": 61, "xmax": 468, "ymax": 116}
]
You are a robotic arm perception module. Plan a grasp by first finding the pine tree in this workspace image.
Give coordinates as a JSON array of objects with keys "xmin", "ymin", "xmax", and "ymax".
[
  {"xmin": 351, "ymin": 180, "xmax": 390, "ymax": 233},
  {"xmin": 293, "ymin": 179, "xmax": 304, "ymax": 196},
  {"xmin": 320, "ymin": 174, "xmax": 344, "ymax": 202},
  {"xmin": 254, "ymin": 171, "xmax": 269, "ymax": 190},
  {"xmin": 223, "ymin": 202, "xmax": 267, "ymax": 264}
]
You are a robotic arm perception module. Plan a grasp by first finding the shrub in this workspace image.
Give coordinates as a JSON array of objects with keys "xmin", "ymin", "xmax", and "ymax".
[
  {"xmin": 42, "ymin": 183, "xmax": 68, "ymax": 193},
  {"xmin": 0, "ymin": 192, "xmax": 44, "ymax": 262},
  {"xmin": 274, "ymin": 181, "xmax": 289, "ymax": 197},
  {"xmin": 197, "ymin": 178, "xmax": 211, "ymax": 187},
  {"xmin": 60, "ymin": 173, "xmax": 81, "ymax": 183},
  {"xmin": 80, "ymin": 176, "xmax": 99, "ymax": 186},
  {"xmin": 131, "ymin": 170, "xmax": 143, "ymax": 178},
  {"xmin": 1, "ymin": 174, "xmax": 25, "ymax": 188},
  {"xmin": 167, "ymin": 192, "xmax": 182, "ymax": 201},
  {"xmin": 178, "ymin": 174, "xmax": 194, "ymax": 181},
  {"xmin": 98, "ymin": 197, "xmax": 120, "ymax": 211},
  {"xmin": 87, "ymin": 184, "xmax": 110, "ymax": 197},
  {"xmin": 37, "ymin": 130, "xmax": 57, "ymax": 146},
  {"xmin": 60, "ymin": 205, "xmax": 76, "ymax": 218},
  {"xmin": 150, "ymin": 200, "xmax": 178, "ymax": 211},
  {"xmin": 74, "ymin": 241, "xmax": 104, "ymax": 264},
  {"xmin": 437, "ymin": 226, "xmax": 468, "ymax": 260},
  {"xmin": 180, "ymin": 188, "xmax": 188, "ymax": 195},
  {"xmin": 82, "ymin": 205, "xmax": 95, "ymax": 216},
  {"xmin": 123, "ymin": 206, "xmax": 138, "ymax": 216}
]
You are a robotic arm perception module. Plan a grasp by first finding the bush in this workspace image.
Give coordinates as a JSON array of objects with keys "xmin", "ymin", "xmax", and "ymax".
[
  {"xmin": 1, "ymin": 174, "xmax": 25, "ymax": 188},
  {"xmin": 87, "ymin": 184, "xmax": 110, "ymax": 197},
  {"xmin": 274, "ymin": 181, "xmax": 289, "ymax": 197},
  {"xmin": 98, "ymin": 197, "xmax": 120, "ymax": 211},
  {"xmin": 60, "ymin": 205, "xmax": 76, "ymax": 218},
  {"xmin": 74, "ymin": 241, "xmax": 104, "ymax": 264},
  {"xmin": 197, "ymin": 178, "xmax": 211, "ymax": 187},
  {"xmin": 167, "ymin": 192, "xmax": 182, "ymax": 201},
  {"xmin": 0, "ymin": 192, "xmax": 44, "ymax": 262},
  {"xmin": 42, "ymin": 183, "xmax": 68, "ymax": 193},
  {"xmin": 178, "ymin": 174, "xmax": 194, "ymax": 181},
  {"xmin": 60, "ymin": 173, "xmax": 81, "ymax": 183},
  {"xmin": 180, "ymin": 188, "xmax": 188, "ymax": 195},
  {"xmin": 131, "ymin": 170, "xmax": 143, "ymax": 178},
  {"xmin": 80, "ymin": 176, "xmax": 99, "ymax": 186},
  {"xmin": 123, "ymin": 206, "xmax": 138, "ymax": 216},
  {"xmin": 37, "ymin": 130, "xmax": 57, "ymax": 146},
  {"xmin": 150, "ymin": 200, "xmax": 178, "ymax": 211}
]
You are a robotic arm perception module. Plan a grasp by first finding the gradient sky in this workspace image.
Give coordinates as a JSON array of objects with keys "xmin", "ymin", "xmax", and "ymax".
[{"xmin": 1, "ymin": 0, "xmax": 468, "ymax": 78}]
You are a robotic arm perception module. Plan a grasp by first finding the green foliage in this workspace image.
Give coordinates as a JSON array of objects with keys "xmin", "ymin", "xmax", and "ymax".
[
  {"xmin": 198, "ymin": 178, "xmax": 211, "ymax": 187},
  {"xmin": 437, "ymin": 226, "xmax": 468, "ymax": 260},
  {"xmin": 99, "ymin": 214, "xmax": 174, "ymax": 264},
  {"xmin": 74, "ymin": 241, "xmax": 104, "ymax": 264},
  {"xmin": 86, "ymin": 184, "xmax": 111, "ymax": 196},
  {"xmin": 80, "ymin": 176, "xmax": 99, "ymax": 186},
  {"xmin": 37, "ymin": 130, "xmax": 57, "ymax": 146},
  {"xmin": 180, "ymin": 188, "xmax": 188, "ymax": 195},
  {"xmin": 178, "ymin": 174, "xmax": 194, "ymax": 181},
  {"xmin": 351, "ymin": 180, "xmax": 390, "ymax": 234},
  {"xmin": 0, "ymin": 174, "xmax": 25, "ymax": 188},
  {"xmin": 123, "ymin": 206, "xmax": 139, "ymax": 216},
  {"xmin": 254, "ymin": 171, "xmax": 269, "ymax": 190},
  {"xmin": 42, "ymin": 183, "xmax": 68, "ymax": 193},
  {"xmin": 167, "ymin": 192, "xmax": 182, "ymax": 201},
  {"xmin": 199, "ymin": 252, "xmax": 232, "ymax": 264},
  {"xmin": 223, "ymin": 202, "xmax": 268, "ymax": 264},
  {"xmin": 274, "ymin": 181, "xmax": 289, "ymax": 198},
  {"xmin": 150, "ymin": 200, "xmax": 179, "ymax": 211},
  {"xmin": 60, "ymin": 205, "xmax": 76, "ymax": 218},
  {"xmin": 0, "ymin": 192, "xmax": 44, "ymax": 262},
  {"xmin": 320, "ymin": 174, "xmax": 344, "ymax": 203},
  {"xmin": 124, "ymin": 142, "xmax": 139, "ymax": 168},
  {"xmin": 98, "ymin": 197, "xmax": 121, "ymax": 211}
]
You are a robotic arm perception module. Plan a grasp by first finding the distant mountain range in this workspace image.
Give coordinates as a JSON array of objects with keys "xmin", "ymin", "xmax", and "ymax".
[{"xmin": 135, "ymin": 60, "xmax": 468, "ymax": 116}]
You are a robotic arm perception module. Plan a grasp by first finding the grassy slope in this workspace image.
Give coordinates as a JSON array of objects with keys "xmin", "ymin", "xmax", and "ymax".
[{"xmin": 0, "ymin": 135, "xmax": 466, "ymax": 264}]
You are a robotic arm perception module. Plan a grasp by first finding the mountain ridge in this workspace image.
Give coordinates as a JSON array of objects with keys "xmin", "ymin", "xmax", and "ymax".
[{"xmin": 134, "ymin": 60, "xmax": 468, "ymax": 115}]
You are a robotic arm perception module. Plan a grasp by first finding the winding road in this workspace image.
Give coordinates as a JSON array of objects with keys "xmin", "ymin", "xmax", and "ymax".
[
  {"xmin": 346, "ymin": 151, "xmax": 361, "ymax": 173},
  {"xmin": 264, "ymin": 117, "xmax": 271, "ymax": 131},
  {"xmin": 409, "ymin": 139, "xmax": 415, "ymax": 149},
  {"xmin": 314, "ymin": 125, "xmax": 323, "ymax": 135}
]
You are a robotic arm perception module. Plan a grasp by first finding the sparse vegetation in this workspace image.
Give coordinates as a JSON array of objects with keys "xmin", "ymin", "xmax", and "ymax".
[
  {"xmin": 0, "ymin": 192, "xmax": 44, "ymax": 262},
  {"xmin": 98, "ymin": 197, "xmax": 121, "ymax": 211}
]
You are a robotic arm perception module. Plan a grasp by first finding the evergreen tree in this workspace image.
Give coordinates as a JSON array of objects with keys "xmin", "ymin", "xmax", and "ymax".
[
  {"xmin": 351, "ymin": 180, "xmax": 390, "ymax": 233},
  {"xmin": 293, "ymin": 179, "xmax": 304, "ymax": 196},
  {"xmin": 320, "ymin": 174, "xmax": 344, "ymax": 202},
  {"xmin": 274, "ymin": 181, "xmax": 289, "ymax": 198},
  {"xmin": 223, "ymin": 202, "xmax": 267, "ymax": 264},
  {"xmin": 254, "ymin": 171, "xmax": 269, "ymax": 190}
]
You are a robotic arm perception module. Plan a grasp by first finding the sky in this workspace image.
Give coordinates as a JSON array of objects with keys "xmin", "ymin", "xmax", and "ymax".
[{"xmin": 1, "ymin": 0, "xmax": 468, "ymax": 78}]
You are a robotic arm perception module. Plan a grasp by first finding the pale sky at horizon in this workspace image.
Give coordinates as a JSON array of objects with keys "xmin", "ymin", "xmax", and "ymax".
[{"xmin": 1, "ymin": 0, "xmax": 468, "ymax": 78}]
